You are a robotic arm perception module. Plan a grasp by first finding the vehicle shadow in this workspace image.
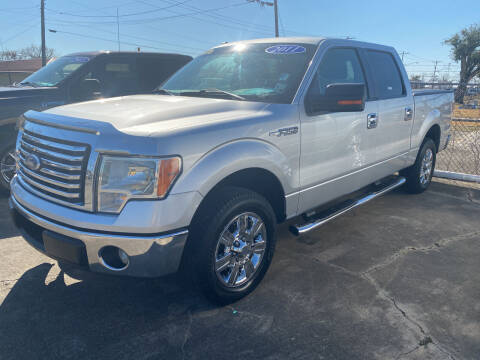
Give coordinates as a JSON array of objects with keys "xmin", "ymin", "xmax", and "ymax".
[
  {"xmin": 0, "ymin": 262, "xmax": 218, "ymax": 360},
  {"xmin": 0, "ymin": 192, "xmax": 19, "ymax": 240}
]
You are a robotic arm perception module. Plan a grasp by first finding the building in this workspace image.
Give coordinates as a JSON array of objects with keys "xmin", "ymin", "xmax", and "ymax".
[{"xmin": 0, "ymin": 59, "xmax": 43, "ymax": 86}]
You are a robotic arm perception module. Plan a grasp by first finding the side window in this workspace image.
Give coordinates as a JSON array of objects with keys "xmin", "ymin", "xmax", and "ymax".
[
  {"xmin": 310, "ymin": 48, "xmax": 366, "ymax": 97},
  {"xmin": 366, "ymin": 51, "xmax": 404, "ymax": 99},
  {"xmin": 100, "ymin": 58, "xmax": 139, "ymax": 97}
]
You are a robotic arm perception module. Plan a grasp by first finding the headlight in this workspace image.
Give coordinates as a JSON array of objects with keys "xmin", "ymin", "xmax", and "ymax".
[{"xmin": 97, "ymin": 155, "xmax": 181, "ymax": 213}]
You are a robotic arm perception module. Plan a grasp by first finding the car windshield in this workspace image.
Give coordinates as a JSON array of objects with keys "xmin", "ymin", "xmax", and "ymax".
[
  {"xmin": 20, "ymin": 55, "xmax": 93, "ymax": 87},
  {"xmin": 160, "ymin": 43, "xmax": 317, "ymax": 104}
]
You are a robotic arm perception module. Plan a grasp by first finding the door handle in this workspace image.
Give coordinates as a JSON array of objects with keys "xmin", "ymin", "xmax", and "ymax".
[
  {"xmin": 367, "ymin": 113, "xmax": 378, "ymax": 129},
  {"xmin": 404, "ymin": 107, "xmax": 413, "ymax": 121}
]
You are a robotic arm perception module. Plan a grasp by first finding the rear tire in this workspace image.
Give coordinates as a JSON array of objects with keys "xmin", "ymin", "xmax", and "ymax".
[
  {"xmin": 402, "ymin": 138, "xmax": 436, "ymax": 194},
  {"xmin": 0, "ymin": 141, "xmax": 16, "ymax": 194},
  {"xmin": 185, "ymin": 187, "xmax": 276, "ymax": 304}
]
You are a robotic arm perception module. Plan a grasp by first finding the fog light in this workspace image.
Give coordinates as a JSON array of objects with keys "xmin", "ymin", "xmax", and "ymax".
[{"xmin": 99, "ymin": 246, "xmax": 129, "ymax": 271}]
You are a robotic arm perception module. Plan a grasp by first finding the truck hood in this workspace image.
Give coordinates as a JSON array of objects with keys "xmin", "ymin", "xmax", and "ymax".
[
  {"xmin": 45, "ymin": 94, "xmax": 269, "ymax": 136},
  {"xmin": 0, "ymin": 86, "xmax": 54, "ymax": 98},
  {"xmin": 0, "ymin": 86, "xmax": 58, "ymax": 122}
]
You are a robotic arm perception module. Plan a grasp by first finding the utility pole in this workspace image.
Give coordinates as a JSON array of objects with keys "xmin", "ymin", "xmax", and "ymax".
[
  {"xmin": 116, "ymin": 8, "xmax": 120, "ymax": 51},
  {"xmin": 41, "ymin": 0, "xmax": 46, "ymax": 66},
  {"xmin": 432, "ymin": 60, "xmax": 440, "ymax": 86},
  {"xmin": 250, "ymin": 1, "xmax": 279, "ymax": 37},
  {"xmin": 273, "ymin": 0, "xmax": 279, "ymax": 37},
  {"xmin": 400, "ymin": 51, "xmax": 409, "ymax": 62}
]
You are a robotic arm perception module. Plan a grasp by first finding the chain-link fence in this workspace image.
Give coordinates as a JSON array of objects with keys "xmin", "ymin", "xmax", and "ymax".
[{"xmin": 436, "ymin": 119, "xmax": 480, "ymax": 178}]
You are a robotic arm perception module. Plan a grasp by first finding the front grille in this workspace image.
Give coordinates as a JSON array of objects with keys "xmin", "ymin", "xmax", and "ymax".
[{"xmin": 17, "ymin": 129, "xmax": 90, "ymax": 206}]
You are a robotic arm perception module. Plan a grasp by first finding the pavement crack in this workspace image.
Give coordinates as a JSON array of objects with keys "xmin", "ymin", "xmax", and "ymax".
[
  {"xmin": 363, "ymin": 273, "xmax": 427, "ymax": 336},
  {"xmin": 362, "ymin": 231, "xmax": 480, "ymax": 275},
  {"xmin": 431, "ymin": 342, "xmax": 457, "ymax": 360},
  {"xmin": 466, "ymin": 189, "xmax": 480, "ymax": 206},
  {"xmin": 395, "ymin": 345, "xmax": 420, "ymax": 359},
  {"xmin": 180, "ymin": 309, "xmax": 193, "ymax": 360}
]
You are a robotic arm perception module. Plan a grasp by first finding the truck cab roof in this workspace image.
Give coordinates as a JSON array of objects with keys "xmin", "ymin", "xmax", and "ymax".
[{"xmin": 65, "ymin": 51, "xmax": 192, "ymax": 59}]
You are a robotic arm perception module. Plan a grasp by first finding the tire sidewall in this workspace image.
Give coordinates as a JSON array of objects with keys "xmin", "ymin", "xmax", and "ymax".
[
  {"xmin": 415, "ymin": 138, "xmax": 436, "ymax": 190},
  {"xmin": 194, "ymin": 189, "xmax": 276, "ymax": 302}
]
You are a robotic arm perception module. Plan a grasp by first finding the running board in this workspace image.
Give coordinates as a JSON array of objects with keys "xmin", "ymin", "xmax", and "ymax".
[{"xmin": 289, "ymin": 176, "xmax": 406, "ymax": 236}]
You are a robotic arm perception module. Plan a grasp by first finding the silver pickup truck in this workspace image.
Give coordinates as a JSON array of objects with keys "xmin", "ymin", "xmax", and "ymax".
[{"xmin": 10, "ymin": 37, "xmax": 453, "ymax": 303}]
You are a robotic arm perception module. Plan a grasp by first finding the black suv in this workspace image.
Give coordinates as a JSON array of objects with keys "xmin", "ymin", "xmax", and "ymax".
[{"xmin": 0, "ymin": 51, "xmax": 192, "ymax": 191}]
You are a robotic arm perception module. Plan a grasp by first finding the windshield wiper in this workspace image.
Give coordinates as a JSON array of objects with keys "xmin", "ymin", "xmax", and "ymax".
[
  {"xmin": 18, "ymin": 81, "xmax": 38, "ymax": 88},
  {"xmin": 175, "ymin": 89, "xmax": 246, "ymax": 101},
  {"xmin": 198, "ymin": 89, "xmax": 246, "ymax": 101},
  {"xmin": 152, "ymin": 88, "xmax": 176, "ymax": 96}
]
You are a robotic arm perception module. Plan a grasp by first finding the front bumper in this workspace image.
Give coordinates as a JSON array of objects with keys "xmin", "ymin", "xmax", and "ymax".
[{"xmin": 10, "ymin": 195, "xmax": 189, "ymax": 277}]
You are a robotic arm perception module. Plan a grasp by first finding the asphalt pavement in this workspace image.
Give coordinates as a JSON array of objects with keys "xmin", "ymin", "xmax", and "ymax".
[{"xmin": 1, "ymin": 180, "xmax": 479, "ymax": 360}]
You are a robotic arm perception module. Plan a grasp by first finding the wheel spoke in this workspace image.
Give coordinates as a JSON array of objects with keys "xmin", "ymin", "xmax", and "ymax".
[
  {"xmin": 215, "ymin": 253, "xmax": 233, "ymax": 272},
  {"xmin": 237, "ymin": 214, "xmax": 247, "ymax": 236},
  {"xmin": 219, "ymin": 231, "xmax": 235, "ymax": 247},
  {"xmin": 250, "ymin": 219, "xmax": 263, "ymax": 241},
  {"xmin": 214, "ymin": 211, "xmax": 268, "ymax": 287},
  {"xmin": 1, "ymin": 164, "xmax": 16, "ymax": 170},
  {"xmin": 228, "ymin": 263, "xmax": 240, "ymax": 285},
  {"xmin": 244, "ymin": 259, "xmax": 255, "ymax": 278},
  {"xmin": 252, "ymin": 240, "xmax": 266, "ymax": 254}
]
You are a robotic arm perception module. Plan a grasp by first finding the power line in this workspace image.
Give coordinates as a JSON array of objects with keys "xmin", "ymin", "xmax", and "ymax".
[
  {"xmin": 46, "ymin": 18, "xmax": 214, "ymax": 50},
  {"xmin": 156, "ymin": 0, "xmax": 313, "ymax": 36},
  {"xmin": 45, "ymin": 0, "xmax": 191, "ymax": 18},
  {"xmin": 2, "ymin": 20, "xmax": 39, "ymax": 44},
  {"xmin": 45, "ymin": 2, "xmax": 252, "ymax": 25},
  {"xmin": 132, "ymin": 0, "xmax": 273, "ymax": 36},
  {"xmin": 153, "ymin": 0, "xmax": 274, "ymax": 32},
  {"xmin": 46, "ymin": 23, "xmax": 206, "ymax": 52},
  {"xmin": 47, "ymin": 28, "xmax": 192, "ymax": 53}
]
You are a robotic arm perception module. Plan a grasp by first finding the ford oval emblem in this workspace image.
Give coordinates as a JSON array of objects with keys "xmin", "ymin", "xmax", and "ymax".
[{"xmin": 24, "ymin": 154, "xmax": 41, "ymax": 171}]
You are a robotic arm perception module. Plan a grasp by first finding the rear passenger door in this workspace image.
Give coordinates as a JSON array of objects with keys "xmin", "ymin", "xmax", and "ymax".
[{"xmin": 363, "ymin": 50, "xmax": 414, "ymax": 163}]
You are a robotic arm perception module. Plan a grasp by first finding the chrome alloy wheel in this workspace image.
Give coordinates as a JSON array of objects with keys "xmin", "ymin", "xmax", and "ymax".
[
  {"xmin": 0, "ymin": 149, "xmax": 16, "ymax": 185},
  {"xmin": 214, "ymin": 212, "xmax": 267, "ymax": 287},
  {"xmin": 419, "ymin": 148, "xmax": 433, "ymax": 185}
]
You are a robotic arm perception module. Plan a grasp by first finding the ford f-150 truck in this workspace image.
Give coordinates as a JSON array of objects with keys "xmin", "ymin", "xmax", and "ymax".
[
  {"xmin": 0, "ymin": 51, "xmax": 192, "ymax": 191},
  {"xmin": 10, "ymin": 38, "xmax": 453, "ymax": 303}
]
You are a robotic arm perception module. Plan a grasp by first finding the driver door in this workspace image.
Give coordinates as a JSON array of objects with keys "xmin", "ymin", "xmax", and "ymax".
[{"xmin": 298, "ymin": 47, "xmax": 378, "ymax": 213}]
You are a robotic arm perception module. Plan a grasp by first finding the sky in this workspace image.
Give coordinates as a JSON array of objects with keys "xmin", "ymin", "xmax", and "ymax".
[{"xmin": 1, "ymin": 0, "xmax": 479, "ymax": 81}]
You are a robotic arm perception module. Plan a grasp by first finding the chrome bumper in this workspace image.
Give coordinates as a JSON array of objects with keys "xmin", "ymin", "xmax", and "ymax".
[{"xmin": 10, "ymin": 195, "xmax": 188, "ymax": 278}]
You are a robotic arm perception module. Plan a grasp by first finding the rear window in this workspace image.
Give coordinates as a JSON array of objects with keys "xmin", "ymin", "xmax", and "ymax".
[{"xmin": 366, "ymin": 51, "xmax": 404, "ymax": 99}]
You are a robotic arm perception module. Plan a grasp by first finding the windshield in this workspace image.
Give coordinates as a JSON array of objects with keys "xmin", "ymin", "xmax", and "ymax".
[
  {"xmin": 20, "ymin": 55, "xmax": 93, "ymax": 87},
  {"xmin": 161, "ymin": 43, "xmax": 317, "ymax": 104}
]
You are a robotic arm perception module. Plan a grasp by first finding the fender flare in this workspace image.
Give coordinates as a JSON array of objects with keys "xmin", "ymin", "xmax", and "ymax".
[
  {"xmin": 412, "ymin": 108, "xmax": 442, "ymax": 150},
  {"xmin": 172, "ymin": 138, "xmax": 297, "ymax": 198}
]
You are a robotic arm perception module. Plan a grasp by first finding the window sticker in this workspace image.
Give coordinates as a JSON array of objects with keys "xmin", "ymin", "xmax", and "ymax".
[
  {"xmin": 73, "ymin": 57, "xmax": 90, "ymax": 63},
  {"xmin": 265, "ymin": 45, "xmax": 306, "ymax": 54}
]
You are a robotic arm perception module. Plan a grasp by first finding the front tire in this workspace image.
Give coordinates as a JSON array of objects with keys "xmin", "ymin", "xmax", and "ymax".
[
  {"xmin": 186, "ymin": 187, "xmax": 277, "ymax": 304},
  {"xmin": 0, "ymin": 141, "xmax": 17, "ymax": 193},
  {"xmin": 402, "ymin": 138, "xmax": 436, "ymax": 194}
]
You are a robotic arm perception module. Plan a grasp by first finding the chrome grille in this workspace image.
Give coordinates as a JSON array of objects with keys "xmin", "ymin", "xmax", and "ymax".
[{"xmin": 17, "ymin": 129, "xmax": 90, "ymax": 206}]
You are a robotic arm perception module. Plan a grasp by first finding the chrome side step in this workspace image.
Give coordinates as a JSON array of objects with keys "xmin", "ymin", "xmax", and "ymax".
[{"xmin": 289, "ymin": 176, "xmax": 406, "ymax": 236}]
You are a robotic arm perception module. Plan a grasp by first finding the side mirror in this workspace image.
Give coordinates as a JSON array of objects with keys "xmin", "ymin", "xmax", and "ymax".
[
  {"xmin": 78, "ymin": 78, "xmax": 102, "ymax": 100},
  {"xmin": 306, "ymin": 83, "xmax": 366, "ymax": 114}
]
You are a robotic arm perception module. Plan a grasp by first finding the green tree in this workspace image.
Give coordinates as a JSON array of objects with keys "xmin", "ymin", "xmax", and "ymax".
[{"xmin": 444, "ymin": 24, "xmax": 480, "ymax": 103}]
